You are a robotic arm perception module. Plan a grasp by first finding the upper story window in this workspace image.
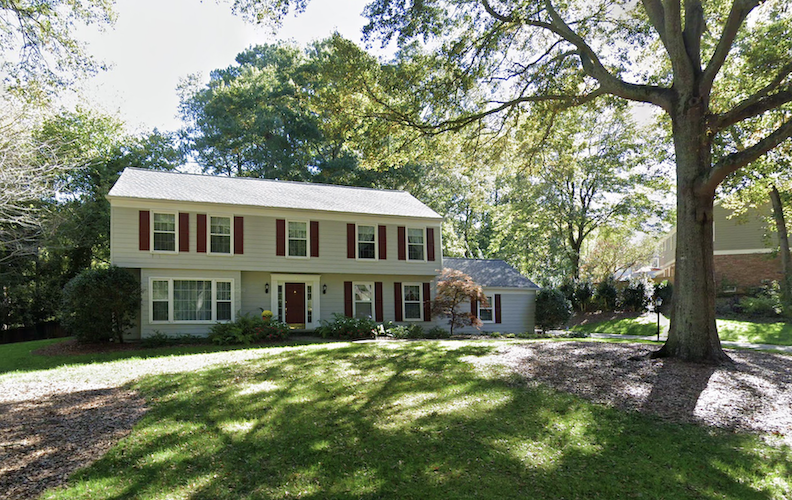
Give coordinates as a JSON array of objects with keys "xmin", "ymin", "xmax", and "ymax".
[
  {"xmin": 210, "ymin": 216, "xmax": 232, "ymax": 254},
  {"xmin": 478, "ymin": 295, "xmax": 494, "ymax": 323},
  {"xmin": 357, "ymin": 225, "xmax": 376, "ymax": 259},
  {"xmin": 407, "ymin": 228, "xmax": 425, "ymax": 261},
  {"xmin": 288, "ymin": 221, "xmax": 308, "ymax": 257},
  {"xmin": 403, "ymin": 283, "xmax": 423, "ymax": 321},
  {"xmin": 354, "ymin": 282, "xmax": 374, "ymax": 318},
  {"xmin": 152, "ymin": 213, "xmax": 176, "ymax": 252}
]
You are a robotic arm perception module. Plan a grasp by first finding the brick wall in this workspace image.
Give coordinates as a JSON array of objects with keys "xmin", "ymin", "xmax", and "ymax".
[{"xmin": 714, "ymin": 253, "xmax": 782, "ymax": 293}]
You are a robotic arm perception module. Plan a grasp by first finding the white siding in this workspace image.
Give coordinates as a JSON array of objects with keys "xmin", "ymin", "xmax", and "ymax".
[
  {"xmin": 112, "ymin": 205, "xmax": 442, "ymax": 276},
  {"xmin": 450, "ymin": 289, "xmax": 537, "ymax": 334}
]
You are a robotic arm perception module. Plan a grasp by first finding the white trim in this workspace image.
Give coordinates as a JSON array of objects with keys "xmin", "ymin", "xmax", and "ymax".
[
  {"xmin": 148, "ymin": 277, "xmax": 235, "ymax": 325},
  {"xmin": 208, "ymin": 214, "xmax": 234, "ymax": 255},
  {"xmin": 402, "ymin": 282, "xmax": 423, "ymax": 321},
  {"xmin": 355, "ymin": 224, "xmax": 378, "ymax": 261},
  {"xmin": 713, "ymin": 248, "xmax": 774, "ymax": 255},
  {"xmin": 478, "ymin": 294, "xmax": 495, "ymax": 324},
  {"xmin": 270, "ymin": 274, "xmax": 322, "ymax": 329},
  {"xmin": 286, "ymin": 220, "xmax": 310, "ymax": 259},
  {"xmin": 151, "ymin": 211, "xmax": 178, "ymax": 254},
  {"xmin": 352, "ymin": 281, "xmax": 375, "ymax": 319},
  {"xmin": 406, "ymin": 227, "xmax": 427, "ymax": 263}
]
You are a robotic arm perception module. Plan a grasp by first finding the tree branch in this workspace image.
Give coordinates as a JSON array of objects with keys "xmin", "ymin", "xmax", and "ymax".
[
  {"xmin": 698, "ymin": 117, "xmax": 792, "ymax": 195},
  {"xmin": 709, "ymin": 86, "xmax": 792, "ymax": 132},
  {"xmin": 699, "ymin": 0, "xmax": 761, "ymax": 98}
]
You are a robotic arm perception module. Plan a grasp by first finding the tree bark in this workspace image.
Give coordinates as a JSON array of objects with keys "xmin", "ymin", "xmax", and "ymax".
[
  {"xmin": 652, "ymin": 102, "xmax": 730, "ymax": 364},
  {"xmin": 769, "ymin": 184, "xmax": 792, "ymax": 307}
]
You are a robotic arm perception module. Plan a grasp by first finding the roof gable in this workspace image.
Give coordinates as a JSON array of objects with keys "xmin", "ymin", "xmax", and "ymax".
[
  {"xmin": 442, "ymin": 258, "xmax": 539, "ymax": 289},
  {"xmin": 107, "ymin": 168, "xmax": 442, "ymax": 220}
]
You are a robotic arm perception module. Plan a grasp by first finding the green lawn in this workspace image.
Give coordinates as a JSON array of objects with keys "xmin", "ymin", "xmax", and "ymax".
[
  {"xmin": 1, "ymin": 340, "xmax": 784, "ymax": 499},
  {"xmin": 571, "ymin": 316, "xmax": 792, "ymax": 346}
]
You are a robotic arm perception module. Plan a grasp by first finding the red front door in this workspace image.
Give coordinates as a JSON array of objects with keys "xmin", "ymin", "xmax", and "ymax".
[{"xmin": 285, "ymin": 283, "xmax": 306, "ymax": 325}]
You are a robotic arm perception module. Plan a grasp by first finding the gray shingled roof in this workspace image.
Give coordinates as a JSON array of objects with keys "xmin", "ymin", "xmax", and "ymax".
[
  {"xmin": 443, "ymin": 258, "xmax": 540, "ymax": 289},
  {"xmin": 107, "ymin": 168, "xmax": 442, "ymax": 219}
]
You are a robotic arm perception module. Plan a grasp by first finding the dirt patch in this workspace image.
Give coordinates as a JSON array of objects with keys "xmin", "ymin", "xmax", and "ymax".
[
  {"xmin": 472, "ymin": 342, "xmax": 792, "ymax": 445},
  {"xmin": 32, "ymin": 338, "xmax": 144, "ymax": 357}
]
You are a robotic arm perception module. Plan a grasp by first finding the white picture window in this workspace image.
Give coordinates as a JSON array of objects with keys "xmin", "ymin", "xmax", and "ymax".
[
  {"xmin": 288, "ymin": 221, "xmax": 308, "ymax": 257},
  {"xmin": 150, "ymin": 279, "xmax": 233, "ymax": 323},
  {"xmin": 407, "ymin": 228, "xmax": 425, "ymax": 261},
  {"xmin": 479, "ymin": 295, "xmax": 494, "ymax": 323},
  {"xmin": 152, "ymin": 213, "xmax": 176, "ymax": 252},
  {"xmin": 403, "ymin": 283, "xmax": 423, "ymax": 321},
  {"xmin": 210, "ymin": 216, "xmax": 232, "ymax": 254},
  {"xmin": 357, "ymin": 225, "xmax": 376, "ymax": 259},
  {"xmin": 354, "ymin": 282, "xmax": 374, "ymax": 318}
]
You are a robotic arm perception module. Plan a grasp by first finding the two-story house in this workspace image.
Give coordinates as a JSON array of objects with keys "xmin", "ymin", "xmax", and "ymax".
[
  {"xmin": 656, "ymin": 203, "xmax": 780, "ymax": 293},
  {"xmin": 108, "ymin": 168, "xmax": 538, "ymax": 339}
]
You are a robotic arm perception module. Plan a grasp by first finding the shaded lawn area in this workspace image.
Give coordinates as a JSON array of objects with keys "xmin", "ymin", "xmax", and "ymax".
[
  {"xmin": 40, "ymin": 342, "xmax": 791, "ymax": 500},
  {"xmin": 571, "ymin": 316, "xmax": 792, "ymax": 346}
]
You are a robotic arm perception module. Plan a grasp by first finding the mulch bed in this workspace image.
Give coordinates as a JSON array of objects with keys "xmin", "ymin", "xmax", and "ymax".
[{"xmin": 33, "ymin": 338, "xmax": 144, "ymax": 357}]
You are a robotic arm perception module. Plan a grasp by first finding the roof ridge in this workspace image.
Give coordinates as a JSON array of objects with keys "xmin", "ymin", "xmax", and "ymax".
[{"xmin": 123, "ymin": 167, "xmax": 411, "ymax": 195}]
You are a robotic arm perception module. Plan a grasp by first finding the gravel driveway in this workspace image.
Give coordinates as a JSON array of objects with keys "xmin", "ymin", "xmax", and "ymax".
[{"xmin": 1, "ymin": 341, "xmax": 790, "ymax": 499}]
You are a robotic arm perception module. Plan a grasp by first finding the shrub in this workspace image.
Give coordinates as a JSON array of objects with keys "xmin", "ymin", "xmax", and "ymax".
[
  {"xmin": 738, "ymin": 295, "xmax": 780, "ymax": 318},
  {"xmin": 141, "ymin": 331, "xmax": 170, "ymax": 348},
  {"xmin": 387, "ymin": 324, "xmax": 426, "ymax": 339},
  {"xmin": 594, "ymin": 277, "xmax": 619, "ymax": 311},
  {"xmin": 60, "ymin": 266, "xmax": 141, "ymax": 343},
  {"xmin": 560, "ymin": 279, "xmax": 594, "ymax": 312},
  {"xmin": 316, "ymin": 313, "xmax": 376, "ymax": 339},
  {"xmin": 432, "ymin": 268, "xmax": 486, "ymax": 335},
  {"xmin": 653, "ymin": 280, "xmax": 673, "ymax": 314},
  {"xmin": 209, "ymin": 314, "xmax": 290, "ymax": 345},
  {"xmin": 535, "ymin": 288, "xmax": 573, "ymax": 333},
  {"xmin": 620, "ymin": 281, "xmax": 650, "ymax": 312},
  {"xmin": 425, "ymin": 326, "xmax": 450, "ymax": 339}
]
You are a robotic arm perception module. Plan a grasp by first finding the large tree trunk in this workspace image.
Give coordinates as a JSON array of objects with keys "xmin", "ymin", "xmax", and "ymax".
[
  {"xmin": 769, "ymin": 184, "xmax": 792, "ymax": 307},
  {"xmin": 653, "ymin": 105, "xmax": 730, "ymax": 364}
]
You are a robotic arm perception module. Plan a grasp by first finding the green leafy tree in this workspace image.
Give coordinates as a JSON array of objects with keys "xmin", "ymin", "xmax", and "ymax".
[
  {"xmin": 235, "ymin": 0, "xmax": 792, "ymax": 363},
  {"xmin": 0, "ymin": 0, "xmax": 115, "ymax": 98}
]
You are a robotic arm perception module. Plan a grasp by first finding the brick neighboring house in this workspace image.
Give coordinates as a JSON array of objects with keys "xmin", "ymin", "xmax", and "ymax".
[{"xmin": 656, "ymin": 203, "xmax": 781, "ymax": 293}]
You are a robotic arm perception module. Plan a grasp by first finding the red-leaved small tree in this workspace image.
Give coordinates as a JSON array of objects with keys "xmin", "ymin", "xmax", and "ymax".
[{"xmin": 432, "ymin": 269, "xmax": 487, "ymax": 336}]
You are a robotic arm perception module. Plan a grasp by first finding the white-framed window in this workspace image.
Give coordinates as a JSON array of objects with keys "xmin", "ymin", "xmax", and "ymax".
[
  {"xmin": 209, "ymin": 216, "xmax": 232, "ymax": 254},
  {"xmin": 288, "ymin": 220, "xmax": 308, "ymax": 257},
  {"xmin": 357, "ymin": 225, "xmax": 377, "ymax": 259},
  {"xmin": 403, "ymin": 283, "xmax": 423, "ymax": 321},
  {"xmin": 152, "ymin": 212, "xmax": 177, "ymax": 252},
  {"xmin": 407, "ymin": 228, "xmax": 425, "ymax": 261},
  {"xmin": 353, "ymin": 282, "xmax": 375, "ymax": 318},
  {"xmin": 478, "ymin": 295, "xmax": 494, "ymax": 323},
  {"xmin": 149, "ymin": 278, "xmax": 234, "ymax": 323}
]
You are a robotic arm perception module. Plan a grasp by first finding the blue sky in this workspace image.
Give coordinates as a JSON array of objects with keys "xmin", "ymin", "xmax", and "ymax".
[{"xmin": 79, "ymin": 0, "xmax": 371, "ymax": 133}]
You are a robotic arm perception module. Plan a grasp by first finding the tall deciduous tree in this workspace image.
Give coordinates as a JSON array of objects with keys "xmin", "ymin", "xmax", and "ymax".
[{"xmin": 236, "ymin": 0, "xmax": 792, "ymax": 363}]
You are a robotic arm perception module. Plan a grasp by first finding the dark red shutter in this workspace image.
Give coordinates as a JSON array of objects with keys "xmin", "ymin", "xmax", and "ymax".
[
  {"xmin": 276, "ymin": 219, "xmax": 286, "ymax": 256},
  {"xmin": 347, "ymin": 223, "xmax": 356, "ymax": 259},
  {"xmin": 427, "ymin": 228, "xmax": 435, "ymax": 261},
  {"xmin": 397, "ymin": 226, "xmax": 406, "ymax": 260},
  {"xmin": 310, "ymin": 221, "xmax": 319, "ymax": 257},
  {"xmin": 178, "ymin": 213, "xmax": 189, "ymax": 252},
  {"xmin": 138, "ymin": 210, "xmax": 150, "ymax": 251},
  {"xmin": 471, "ymin": 298, "xmax": 478, "ymax": 318},
  {"xmin": 196, "ymin": 214, "xmax": 207, "ymax": 253},
  {"xmin": 495, "ymin": 294, "xmax": 502, "ymax": 324},
  {"xmin": 378, "ymin": 225, "xmax": 387, "ymax": 260},
  {"xmin": 344, "ymin": 281, "xmax": 353, "ymax": 317},
  {"xmin": 234, "ymin": 216, "xmax": 244, "ymax": 254},
  {"xmin": 375, "ymin": 282, "xmax": 384, "ymax": 322},
  {"xmin": 423, "ymin": 283, "xmax": 431, "ymax": 321},
  {"xmin": 394, "ymin": 282, "xmax": 403, "ymax": 321}
]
